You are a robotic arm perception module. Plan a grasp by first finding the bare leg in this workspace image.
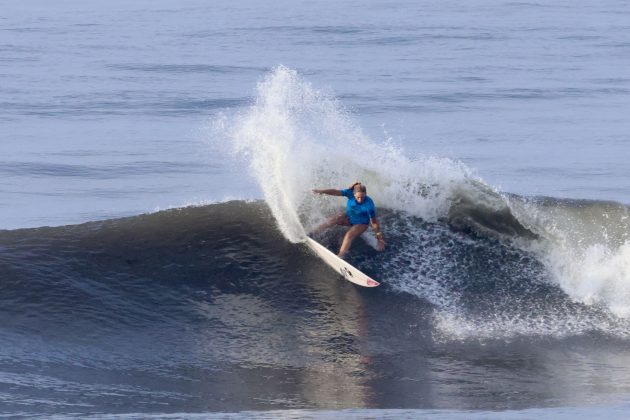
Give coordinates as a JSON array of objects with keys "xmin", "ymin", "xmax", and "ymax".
[
  {"xmin": 313, "ymin": 213, "xmax": 350, "ymax": 233},
  {"xmin": 338, "ymin": 224, "xmax": 369, "ymax": 258}
]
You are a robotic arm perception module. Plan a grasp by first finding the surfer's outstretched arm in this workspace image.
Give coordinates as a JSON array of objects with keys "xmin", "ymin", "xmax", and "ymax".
[{"xmin": 312, "ymin": 189, "xmax": 342, "ymax": 196}]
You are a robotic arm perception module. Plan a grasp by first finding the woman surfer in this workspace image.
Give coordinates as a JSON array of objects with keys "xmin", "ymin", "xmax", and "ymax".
[{"xmin": 312, "ymin": 182, "xmax": 386, "ymax": 258}]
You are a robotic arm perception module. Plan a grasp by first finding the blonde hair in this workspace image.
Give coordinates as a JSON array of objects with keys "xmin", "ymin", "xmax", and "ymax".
[{"xmin": 351, "ymin": 182, "xmax": 367, "ymax": 193}]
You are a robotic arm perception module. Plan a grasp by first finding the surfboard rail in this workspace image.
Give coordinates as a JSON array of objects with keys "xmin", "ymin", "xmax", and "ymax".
[{"xmin": 304, "ymin": 237, "xmax": 380, "ymax": 287}]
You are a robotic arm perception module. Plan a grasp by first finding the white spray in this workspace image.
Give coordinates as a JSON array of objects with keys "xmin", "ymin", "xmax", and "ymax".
[
  {"xmin": 510, "ymin": 198, "xmax": 630, "ymax": 319},
  {"xmin": 227, "ymin": 66, "xmax": 472, "ymax": 242}
]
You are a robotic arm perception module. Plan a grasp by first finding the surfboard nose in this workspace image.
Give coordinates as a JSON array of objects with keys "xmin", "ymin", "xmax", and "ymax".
[{"xmin": 366, "ymin": 278, "xmax": 380, "ymax": 287}]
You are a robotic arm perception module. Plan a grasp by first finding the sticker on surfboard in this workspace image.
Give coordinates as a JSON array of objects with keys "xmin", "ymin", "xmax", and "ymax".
[{"xmin": 304, "ymin": 237, "xmax": 380, "ymax": 287}]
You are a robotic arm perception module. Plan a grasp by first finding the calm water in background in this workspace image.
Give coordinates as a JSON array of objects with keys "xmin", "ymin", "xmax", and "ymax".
[
  {"xmin": 3, "ymin": 0, "xmax": 630, "ymax": 418},
  {"xmin": 3, "ymin": 0, "xmax": 630, "ymax": 229}
]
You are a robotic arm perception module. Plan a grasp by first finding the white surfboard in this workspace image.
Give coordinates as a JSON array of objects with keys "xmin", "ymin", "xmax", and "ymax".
[{"xmin": 305, "ymin": 237, "xmax": 380, "ymax": 287}]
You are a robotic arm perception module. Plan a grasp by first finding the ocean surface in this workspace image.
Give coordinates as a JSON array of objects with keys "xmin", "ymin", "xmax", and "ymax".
[{"xmin": 2, "ymin": 0, "xmax": 630, "ymax": 418}]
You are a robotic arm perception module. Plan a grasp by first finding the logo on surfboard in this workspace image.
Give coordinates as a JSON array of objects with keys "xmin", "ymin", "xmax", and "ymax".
[
  {"xmin": 339, "ymin": 265, "xmax": 379, "ymax": 286},
  {"xmin": 340, "ymin": 266, "xmax": 354, "ymax": 279}
]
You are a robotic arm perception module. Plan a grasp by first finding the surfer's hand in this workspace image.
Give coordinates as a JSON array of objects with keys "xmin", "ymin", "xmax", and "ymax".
[
  {"xmin": 376, "ymin": 238, "xmax": 385, "ymax": 251},
  {"xmin": 312, "ymin": 189, "xmax": 321, "ymax": 194}
]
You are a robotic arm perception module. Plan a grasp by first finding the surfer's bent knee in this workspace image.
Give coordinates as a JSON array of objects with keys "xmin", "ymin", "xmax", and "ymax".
[{"xmin": 347, "ymin": 223, "xmax": 368, "ymax": 237}]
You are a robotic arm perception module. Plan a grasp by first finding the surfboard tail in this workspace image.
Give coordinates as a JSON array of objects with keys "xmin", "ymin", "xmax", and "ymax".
[{"xmin": 366, "ymin": 278, "xmax": 380, "ymax": 287}]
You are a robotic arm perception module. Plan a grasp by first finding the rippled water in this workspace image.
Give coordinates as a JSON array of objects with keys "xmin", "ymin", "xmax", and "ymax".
[{"xmin": 3, "ymin": 0, "xmax": 630, "ymax": 229}]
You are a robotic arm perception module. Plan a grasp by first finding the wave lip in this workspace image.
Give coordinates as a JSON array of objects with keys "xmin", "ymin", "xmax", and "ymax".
[{"xmin": 221, "ymin": 66, "xmax": 477, "ymax": 243}]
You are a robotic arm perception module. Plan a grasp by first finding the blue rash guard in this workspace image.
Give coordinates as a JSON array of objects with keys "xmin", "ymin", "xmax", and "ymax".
[{"xmin": 340, "ymin": 189, "xmax": 377, "ymax": 225}]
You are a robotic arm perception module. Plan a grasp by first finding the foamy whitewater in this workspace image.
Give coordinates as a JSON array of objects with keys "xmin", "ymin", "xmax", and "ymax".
[
  {"xmin": 3, "ymin": 0, "xmax": 630, "ymax": 417},
  {"xmin": 221, "ymin": 67, "xmax": 630, "ymax": 334}
]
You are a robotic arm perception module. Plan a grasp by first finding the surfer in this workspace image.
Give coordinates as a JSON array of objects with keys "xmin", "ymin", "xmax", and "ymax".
[{"xmin": 312, "ymin": 182, "xmax": 385, "ymax": 258}]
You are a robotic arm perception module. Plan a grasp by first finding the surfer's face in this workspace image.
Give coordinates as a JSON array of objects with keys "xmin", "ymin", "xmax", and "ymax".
[{"xmin": 353, "ymin": 190, "xmax": 365, "ymax": 203}]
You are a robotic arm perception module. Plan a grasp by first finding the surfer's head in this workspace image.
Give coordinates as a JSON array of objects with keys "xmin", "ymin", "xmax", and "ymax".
[{"xmin": 351, "ymin": 182, "xmax": 366, "ymax": 203}]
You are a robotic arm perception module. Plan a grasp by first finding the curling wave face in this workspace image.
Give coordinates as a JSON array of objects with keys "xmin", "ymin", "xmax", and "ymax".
[{"xmin": 2, "ymin": 199, "xmax": 629, "ymax": 347}]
